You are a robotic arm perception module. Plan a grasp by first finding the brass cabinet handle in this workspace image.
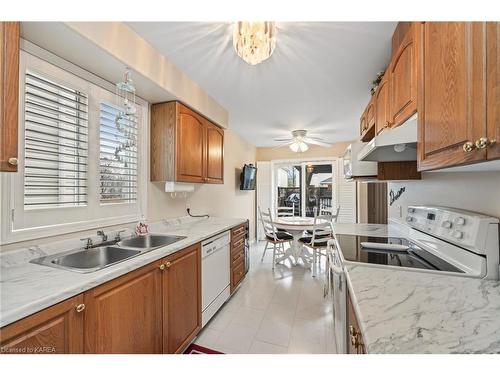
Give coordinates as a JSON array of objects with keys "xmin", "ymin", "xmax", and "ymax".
[
  {"xmin": 165, "ymin": 261, "xmax": 172, "ymax": 269},
  {"xmin": 475, "ymin": 137, "xmax": 497, "ymax": 149},
  {"xmin": 76, "ymin": 303, "xmax": 86, "ymax": 313},
  {"xmin": 384, "ymin": 121, "xmax": 393, "ymax": 129},
  {"xmin": 159, "ymin": 264, "xmax": 166, "ymax": 270},
  {"xmin": 463, "ymin": 141, "xmax": 476, "ymax": 152},
  {"xmin": 7, "ymin": 157, "xmax": 18, "ymax": 166}
]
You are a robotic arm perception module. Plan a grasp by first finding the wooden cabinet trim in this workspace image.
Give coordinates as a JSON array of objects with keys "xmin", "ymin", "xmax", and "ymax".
[
  {"xmin": 0, "ymin": 294, "xmax": 84, "ymax": 354},
  {"xmin": 205, "ymin": 120, "xmax": 224, "ymax": 184},
  {"xmin": 0, "ymin": 22, "xmax": 20, "ymax": 172},
  {"xmin": 487, "ymin": 22, "xmax": 500, "ymax": 160},
  {"xmin": 375, "ymin": 74, "xmax": 391, "ymax": 135}
]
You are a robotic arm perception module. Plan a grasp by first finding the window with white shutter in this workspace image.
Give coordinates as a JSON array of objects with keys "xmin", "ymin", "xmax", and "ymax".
[
  {"xmin": 1, "ymin": 51, "xmax": 146, "ymax": 244},
  {"xmin": 23, "ymin": 72, "xmax": 88, "ymax": 209}
]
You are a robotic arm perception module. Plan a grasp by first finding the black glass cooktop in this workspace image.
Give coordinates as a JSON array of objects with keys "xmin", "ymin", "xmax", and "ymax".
[{"xmin": 334, "ymin": 234, "xmax": 463, "ymax": 273}]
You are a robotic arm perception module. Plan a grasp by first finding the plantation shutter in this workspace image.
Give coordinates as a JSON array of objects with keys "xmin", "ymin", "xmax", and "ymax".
[{"xmin": 23, "ymin": 72, "xmax": 88, "ymax": 209}]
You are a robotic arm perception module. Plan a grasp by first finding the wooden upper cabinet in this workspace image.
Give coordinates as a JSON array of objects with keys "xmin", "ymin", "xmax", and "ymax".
[
  {"xmin": 162, "ymin": 243, "xmax": 201, "ymax": 354},
  {"xmin": 360, "ymin": 98, "xmax": 376, "ymax": 142},
  {"xmin": 177, "ymin": 105, "xmax": 206, "ymax": 183},
  {"xmin": 418, "ymin": 22, "xmax": 487, "ymax": 171},
  {"xmin": 0, "ymin": 22, "xmax": 20, "ymax": 172},
  {"xmin": 205, "ymin": 121, "xmax": 224, "ymax": 184},
  {"xmin": 150, "ymin": 101, "xmax": 224, "ymax": 184},
  {"xmin": 84, "ymin": 261, "xmax": 163, "ymax": 354},
  {"xmin": 359, "ymin": 110, "xmax": 367, "ymax": 136},
  {"xmin": 0, "ymin": 295, "xmax": 84, "ymax": 354},
  {"xmin": 390, "ymin": 23, "xmax": 418, "ymax": 128},
  {"xmin": 375, "ymin": 73, "xmax": 391, "ymax": 135},
  {"xmin": 487, "ymin": 22, "xmax": 500, "ymax": 160}
]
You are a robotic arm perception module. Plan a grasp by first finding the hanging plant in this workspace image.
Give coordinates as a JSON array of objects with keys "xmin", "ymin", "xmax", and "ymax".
[{"xmin": 370, "ymin": 71, "xmax": 385, "ymax": 95}]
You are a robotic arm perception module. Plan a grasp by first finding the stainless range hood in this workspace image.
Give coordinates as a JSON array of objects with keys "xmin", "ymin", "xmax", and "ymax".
[{"xmin": 357, "ymin": 114, "xmax": 418, "ymax": 162}]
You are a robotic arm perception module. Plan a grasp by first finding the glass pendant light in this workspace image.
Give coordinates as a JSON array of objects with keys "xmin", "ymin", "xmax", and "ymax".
[
  {"xmin": 289, "ymin": 141, "xmax": 309, "ymax": 153},
  {"xmin": 233, "ymin": 22, "xmax": 277, "ymax": 65}
]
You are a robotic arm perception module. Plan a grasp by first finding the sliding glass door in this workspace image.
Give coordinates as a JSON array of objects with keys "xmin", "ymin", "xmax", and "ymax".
[{"xmin": 274, "ymin": 161, "xmax": 334, "ymax": 217}]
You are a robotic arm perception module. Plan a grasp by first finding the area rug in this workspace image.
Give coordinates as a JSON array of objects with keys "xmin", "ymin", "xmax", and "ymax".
[{"xmin": 184, "ymin": 343, "xmax": 224, "ymax": 354}]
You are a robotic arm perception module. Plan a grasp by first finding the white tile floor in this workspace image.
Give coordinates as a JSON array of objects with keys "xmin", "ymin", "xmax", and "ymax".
[{"xmin": 194, "ymin": 241, "xmax": 336, "ymax": 354}]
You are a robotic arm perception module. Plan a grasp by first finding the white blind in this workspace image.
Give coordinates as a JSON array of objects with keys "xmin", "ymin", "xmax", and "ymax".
[
  {"xmin": 23, "ymin": 71, "xmax": 88, "ymax": 209},
  {"xmin": 99, "ymin": 102, "xmax": 138, "ymax": 204},
  {"xmin": 335, "ymin": 158, "xmax": 357, "ymax": 223}
]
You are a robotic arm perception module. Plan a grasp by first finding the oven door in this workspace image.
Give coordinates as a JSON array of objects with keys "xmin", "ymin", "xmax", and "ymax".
[{"xmin": 329, "ymin": 247, "xmax": 347, "ymax": 354}]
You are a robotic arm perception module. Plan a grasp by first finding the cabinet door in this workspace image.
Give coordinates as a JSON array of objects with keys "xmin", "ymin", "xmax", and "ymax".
[
  {"xmin": 359, "ymin": 111, "xmax": 367, "ymax": 136},
  {"xmin": 162, "ymin": 243, "xmax": 201, "ymax": 354},
  {"xmin": 0, "ymin": 295, "xmax": 84, "ymax": 354},
  {"xmin": 84, "ymin": 262, "xmax": 163, "ymax": 353},
  {"xmin": 176, "ymin": 104, "xmax": 205, "ymax": 183},
  {"xmin": 487, "ymin": 22, "xmax": 500, "ymax": 160},
  {"xmin": 0, "ymin": 22, "xmax": 20, "ymax": 172},
  {"xmin": 390, "ymin": 23, "xmax": 417, "ymax": 127},
  {"xmin": 375, "ymin": 74, "xmax": 391, "ymax": 135},
  {"xmin": 418, "ymin": 22, "xmax": 486, "ymax": 171},
  {"xmin": 205, "ymin": 121, "xmax": 224, "ymax": 184}
]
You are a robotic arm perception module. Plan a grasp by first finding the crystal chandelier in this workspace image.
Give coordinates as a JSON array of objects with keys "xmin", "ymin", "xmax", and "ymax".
[{"xmin": 233, "ymin": 22, "xmax": 277, "ymax": 65}]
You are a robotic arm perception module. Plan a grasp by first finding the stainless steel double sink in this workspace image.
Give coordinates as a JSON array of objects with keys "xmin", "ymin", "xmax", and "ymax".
[{"xmin": 30, "ymin": 234, "xmax": 186, "ymax": 273}]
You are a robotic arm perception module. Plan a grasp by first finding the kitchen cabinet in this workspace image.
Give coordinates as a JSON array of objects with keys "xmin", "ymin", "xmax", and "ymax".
[
  {"xmin": 150, "ymin": 101, "xmax": 224, "ymax": 184},
  {"xmin": 418, "ymin": 22, "xmax": 488, "ymax": 171},
  {"xmin": 360, "ymin": 97, "xmax": 376, "ymax": 142},
  {"xmin": 374, "ymin": 73, "xmax": 391, "ymax": 135},
  {"xmin": 205, "ymin": 121, "xmax": 224, "ymax": 184},
  {"xmin": 487, "ymin": 22, "xmax": 500, "ymax": 160},
  {"xmin": 0, "ymin": 21, "xmax": 20, "ymax": 172},
  {"xmin": 347, "ymin": 291, "xmax": 365, "ymax": 354},
  {"xmin": 390, "ymin": 22, "xmax": 418, "ymax": 128},
  {"xmin": 230, "ymin": 224, "xmax": 246, "ymax": 293},
  {"xmin": 0, "ymin": 295, "xmax": 84, "ymax": 354},
  {"xmin": 84, "ymin": 261, "xmax": 163, "ymax": 354},
  {"xmin": 162, "ymin": 243, "xmax": 201, "ymax": 354}
]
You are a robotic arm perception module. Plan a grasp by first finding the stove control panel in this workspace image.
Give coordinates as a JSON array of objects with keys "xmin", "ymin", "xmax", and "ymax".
[{"xmin": 406, "ymin": 206, "xmax": 499, "ymax": 254}]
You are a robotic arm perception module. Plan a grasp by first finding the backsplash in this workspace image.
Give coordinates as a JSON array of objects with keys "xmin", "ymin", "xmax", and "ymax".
[{"xmin": 388, "ymin": 171, "xmax": 500, "ymax": 223}]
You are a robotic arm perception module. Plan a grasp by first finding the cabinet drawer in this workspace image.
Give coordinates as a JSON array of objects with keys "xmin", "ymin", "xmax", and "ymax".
[
  {"xmin": 232, "ymin": 261, "xmax": 245, "ymax": 287},
  {"xmin": 231, "ymin": 246, "xmax": 245, "ymax": 265},
  {"xmin": 231, "ymin": 236, "xmax": 245, "ymax": 249},
  {"xmin": 231, "ymin": 224, "xmax": 246, "ymax": 239}
]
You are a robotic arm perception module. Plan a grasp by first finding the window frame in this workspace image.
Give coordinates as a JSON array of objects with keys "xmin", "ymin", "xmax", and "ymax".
[{"xmin": 0, "ymin": 50, "xmax": 148, "ymax": 245}]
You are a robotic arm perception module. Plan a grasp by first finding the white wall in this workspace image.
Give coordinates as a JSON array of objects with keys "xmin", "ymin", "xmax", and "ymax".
[{"xmin": 388, "ymin": 171, "xmax": 500, "ymax": 223}]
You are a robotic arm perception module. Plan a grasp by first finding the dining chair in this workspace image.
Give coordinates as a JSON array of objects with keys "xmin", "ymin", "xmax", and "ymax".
[
  {"xmin": 306, "ymin": 205, "xmax": 340, "ymax": 236},
  {"xmin": 299, "ymin": 208, "xmax": 334, "ymax": 277},
  {"xmin": 259, "ymin": 206, "xmax": 293, "ymax": 269},
  {"xmin": 277, "ymin": 206, "xmax": 294, "ymax": 217}
]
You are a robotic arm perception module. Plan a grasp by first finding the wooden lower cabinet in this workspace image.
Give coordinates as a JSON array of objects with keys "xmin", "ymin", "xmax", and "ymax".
[
  {"xmin": 230, "ymin": 224, "xmax": 247, "ymax": 293},
  {"xmin": 347, "ymin": 291, "xmax": 366, "ymax": 354},
  {"xmin": 0, "ymin": 295, "xmax": 84, "ymax": 354},
  {"xmin": 84, "ymin": 261, "xmax": 163, "ymax": 354},
  {"xmin": 162, "ymin": 243, "xmax": 201, "ymax": 354},
  {"xmin": 1, "ymin": 244, "xmax": 202, "ymax": 354}
]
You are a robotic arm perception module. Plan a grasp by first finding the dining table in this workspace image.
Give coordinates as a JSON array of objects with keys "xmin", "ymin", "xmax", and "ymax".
[{"xmin": 273, "ymin": 216, "xmax": 329, "ymax": 267}]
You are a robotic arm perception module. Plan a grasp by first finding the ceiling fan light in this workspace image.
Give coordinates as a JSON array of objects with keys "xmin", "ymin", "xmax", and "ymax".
[
  {"xmin": 233, "ymin": 22, "xmax": 277, "ymax": 65},
  {"xmin": 289, "ymin": 141, "xmax": 309, "ymax": 153}
]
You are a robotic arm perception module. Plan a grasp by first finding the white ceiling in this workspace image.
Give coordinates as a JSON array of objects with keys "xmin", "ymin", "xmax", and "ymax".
[{"xmin": 128, "ymin": 22, "xmax": 396, "ymax": 147}]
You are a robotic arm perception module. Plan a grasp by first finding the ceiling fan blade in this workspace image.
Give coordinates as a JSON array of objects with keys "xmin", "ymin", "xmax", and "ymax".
[
  {"xmin": 304, "ymin": 138, "xmax": 332, "ymax": 147},
  {"xmin": 274, "ymin": 138, "xmax": 294, "ymax": 142},
  {"xmin": 272, "ymin": 142, "xmax": 292, "ymax": 149}
]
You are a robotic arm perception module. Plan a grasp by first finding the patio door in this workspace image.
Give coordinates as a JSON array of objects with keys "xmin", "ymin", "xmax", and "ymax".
[{"xmin": 274, "ymin": 161, "xmax": 334, "ymax": 217}]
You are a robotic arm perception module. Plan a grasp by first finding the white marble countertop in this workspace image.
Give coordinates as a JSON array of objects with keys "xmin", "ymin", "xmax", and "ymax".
[
  {"xmin": 332, "ymin": 223, "xmax": 500, "ymax": 353},
  {"xmin": 0, "ymin": 216, "xmax": 246, "ymax": 328}
]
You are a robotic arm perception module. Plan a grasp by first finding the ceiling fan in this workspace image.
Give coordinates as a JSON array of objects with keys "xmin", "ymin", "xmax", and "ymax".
[{"xmin": 274, "ymin": 130, "xmax": 332, "ymax": 152}]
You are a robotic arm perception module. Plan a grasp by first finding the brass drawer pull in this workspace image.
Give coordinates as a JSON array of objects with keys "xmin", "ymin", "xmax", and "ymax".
[
  {"xmin": 159, "ymin": 264, "xmax": 166, "ymax": 270},
  {"xmin": 475, "ymin": 137, "xmax": 497, "ymax": 149},
  {"xmin": 8, "ymin": 157, "xmax": 18, "ymax": 166},
  {"xmin": 463, "ymin": 141, "xmax": 476, "ymax": 152},
  {"xmin": 76, "ymin": 303, "xmax": 86, "ymax": 313},
  {"xmin": 165, "ymin": 261, "xmax": 171, "ymax": 269}
]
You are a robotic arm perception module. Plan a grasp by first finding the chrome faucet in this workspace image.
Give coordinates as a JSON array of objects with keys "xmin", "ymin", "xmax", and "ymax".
[
  {"xmin": 80, "ymin": 237, "xmax": 93, "ymax": 250},
  {"xmin": 97, "ymin": 229, "xmax": 108, "ymax": 242}
]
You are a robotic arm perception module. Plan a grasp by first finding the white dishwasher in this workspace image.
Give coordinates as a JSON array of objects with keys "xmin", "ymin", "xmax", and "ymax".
[{"xmin": 201, "ymin": 231, "xmax": 231, "ymax": 327}]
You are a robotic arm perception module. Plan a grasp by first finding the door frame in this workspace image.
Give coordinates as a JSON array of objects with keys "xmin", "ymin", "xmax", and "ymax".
[{"xmin": 271, "ymin": 157, "xmax": 338, "ymax": 217}]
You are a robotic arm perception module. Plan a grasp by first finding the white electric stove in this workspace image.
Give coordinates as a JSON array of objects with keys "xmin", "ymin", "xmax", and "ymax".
[{"xmin": 327, "ymin": 205, "xmax": 500, "ymax": 353}]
